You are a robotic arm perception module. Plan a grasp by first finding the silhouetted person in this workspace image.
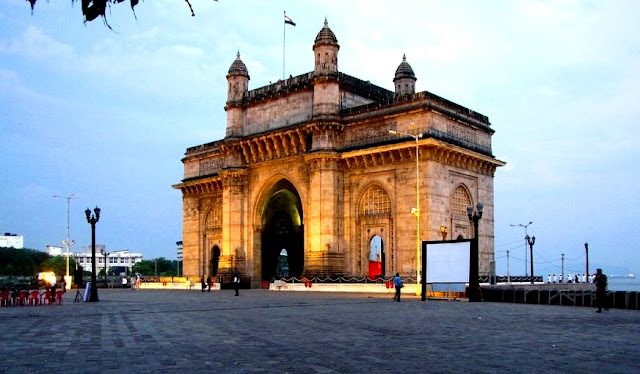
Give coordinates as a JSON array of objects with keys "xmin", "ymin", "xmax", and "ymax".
[
  {"xmin": 201, "ymin": 276, "xmax": 206, "ymax": 292},
  {"xmin": 393, "ymin": 273, "xmax": 403, "ymax": 302},
  {"xmin": 206, "ymin": 275, "xmax": 212, "ymax": 292},
  {"xmin": 595, "ymin": 268, "xmax": 607, "ymax": 313},
  {"xmin": 233, "ymin": 275, "xmax": 240, "ymax": 296}
]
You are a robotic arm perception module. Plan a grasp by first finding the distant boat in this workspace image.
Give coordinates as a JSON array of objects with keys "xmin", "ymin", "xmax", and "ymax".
[{"xmin": 609, "ymin": 273, "xmax": 636, "ymax": 279}]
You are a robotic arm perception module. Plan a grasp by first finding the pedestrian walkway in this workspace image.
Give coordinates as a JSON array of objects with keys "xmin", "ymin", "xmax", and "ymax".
[{"xmin": 0, "ymin": 289, "xmax": 637, "ymax": 373}]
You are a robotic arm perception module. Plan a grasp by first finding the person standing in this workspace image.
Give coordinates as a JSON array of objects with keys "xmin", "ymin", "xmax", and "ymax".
[
  {"xmin": 206, "ymin": 275, "xmax": 212, "ymax": 292},
  {"xmin": 595, "ymin": 268, "xmax": 607, "ymax": 313},
  {"xmin": 233, "ymin": 274, "xmax": 240, "ymax": 296},
  {"xmin": 201, "ymin": 276, "xmax": 206, "ymax": 292},
  {"xmin": 393, "ymin": 273, "xmax": 403, "ymax": 302}
]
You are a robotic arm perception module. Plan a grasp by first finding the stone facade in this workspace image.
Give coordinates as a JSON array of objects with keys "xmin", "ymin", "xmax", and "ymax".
[{"xmin": 173, "ymin": 20, "xmax": 505, "ymax": 287}]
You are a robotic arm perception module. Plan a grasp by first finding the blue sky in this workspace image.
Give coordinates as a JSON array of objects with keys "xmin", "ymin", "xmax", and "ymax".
[{"xmin": 1, "ymin": 1, "xmax": 639, "ymax": 277}]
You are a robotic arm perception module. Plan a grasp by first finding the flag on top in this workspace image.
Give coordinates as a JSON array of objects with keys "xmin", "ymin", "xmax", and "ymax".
[{"xmin": 284, "ymin": 14, "xmax": 296, "ymax": 26}]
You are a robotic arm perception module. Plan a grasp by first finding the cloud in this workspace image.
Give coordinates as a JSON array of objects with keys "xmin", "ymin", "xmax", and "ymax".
[{"xmin": 0, "ymin": 25, "xmax": 77, "ymax": 64}]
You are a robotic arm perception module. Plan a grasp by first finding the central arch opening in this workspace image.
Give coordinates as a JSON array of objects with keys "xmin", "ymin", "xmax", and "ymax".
[{"xmin": 261, "ymin": 179, "xmax": 304, "ymax": 280}]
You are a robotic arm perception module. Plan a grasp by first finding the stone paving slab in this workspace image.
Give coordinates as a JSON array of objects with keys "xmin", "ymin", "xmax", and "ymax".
[{"xmin": 0, "ymin": 289, "xmax": 638, "ymax": 373}]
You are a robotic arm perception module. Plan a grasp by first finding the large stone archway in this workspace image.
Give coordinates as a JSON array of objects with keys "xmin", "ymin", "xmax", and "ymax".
[{"xmin": 259, "ymin": 179, "xmax": 304, "ymax": 281}]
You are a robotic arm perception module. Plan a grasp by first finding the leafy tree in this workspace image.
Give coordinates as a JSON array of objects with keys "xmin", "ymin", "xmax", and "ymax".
[
  {"xmin": 39, "ymin": 256, "xmax": 71, "ymax": 275},
  {"xmin": 26, "ymin": 0, "xmax": 203, "ymax": 26},
  {"xmin": 132, "ymin": 257, "xmax": 178, "ymax": 276},
  {"xmin": 132, "ymin": 260, "xmax": 153, "ymax": 276},
  {"xmin": 0, "ymin": 247, "xmax": 49, "ymax": 276}
]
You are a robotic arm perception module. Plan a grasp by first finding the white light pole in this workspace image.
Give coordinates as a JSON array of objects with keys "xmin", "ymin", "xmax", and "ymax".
[
  {"xmin": 510, "ymin": 221, "xmax": 532, "ymax": 278},
  {"xmin": 389, "ymin": 127, "xmax": 423, "ymax": 295},
  {"xmin": 53, "ymin": 193, "xmax": 78, "ymax": 279},
  {"xmin": 506, "ymin": 250, "xmax": 511, "ymax": 284}
]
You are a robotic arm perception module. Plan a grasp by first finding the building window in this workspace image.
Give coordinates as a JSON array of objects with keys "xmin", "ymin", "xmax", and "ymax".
[
  {"xmin": 452, "ymin": 185, "xmax": 472, "ymax": 217},
  {"xmin": 359, "ymin": 184, "xmax": 391, "ymax": 217},
  {"xmin": 206, "ymin": 204, "xmax": 222, "ymax": 230}
]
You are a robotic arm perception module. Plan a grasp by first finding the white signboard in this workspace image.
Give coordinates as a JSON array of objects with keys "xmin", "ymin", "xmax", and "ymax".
[
  {"xmin": 425, "ymin": 241, "xmax": 471, "ymax": 283},
  {"xmin": 83, "ymin": 282, "xmax": 91, "ymax": 302}
]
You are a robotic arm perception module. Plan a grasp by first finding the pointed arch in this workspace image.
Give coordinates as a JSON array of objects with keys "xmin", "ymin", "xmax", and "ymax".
[
  {"xmin": 356, "ymin": 183, "xmax": 393, "ymax": 277},
  {"xmin": 358, "ymin": 183, "xmax": 391, "ymax": 218},
  {"xmin": 452, "ymin": 184, "xmax": 472, "ymax": 218}
]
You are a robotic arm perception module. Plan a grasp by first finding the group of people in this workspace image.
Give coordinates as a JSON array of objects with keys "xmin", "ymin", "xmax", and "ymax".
[
  {"xmin": 201, "ymin": 275, "xmax": 240, "ymax": 296},
  {"xmin": 129, "ymin": 274, "xmax": 141, "ymax": 290},
  {"xmin": 548, "ymin": 269, "xmax": 608, "ymax": 313},
  {"xmin": 547, "ymin": 273, "xmax": 593, "ymax": 284}
]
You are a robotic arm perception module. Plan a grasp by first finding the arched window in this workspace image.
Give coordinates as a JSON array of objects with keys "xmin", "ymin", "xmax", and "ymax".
[
  {"xmin": 205, "ymin": 204, "xmax": 222, "ymax": 231},
  {"xmin": 452, "ymin": 185, "xmax": 471, "ymax": 217},
  {"xmin": 359, "ymin": 184, "xmax": 391, "ymax": 217}
]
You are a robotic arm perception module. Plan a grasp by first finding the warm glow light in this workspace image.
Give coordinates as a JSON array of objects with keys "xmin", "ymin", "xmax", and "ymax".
[{"xmin": 38, "ymin": 271, "xmax": 57, "ymax": 287}]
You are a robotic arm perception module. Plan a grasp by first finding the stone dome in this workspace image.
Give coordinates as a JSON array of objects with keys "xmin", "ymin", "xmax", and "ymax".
[
  {"xmin": 314, "ymin": 18, "xmax": 338, "ymax": 46},
  {"xmin": 228, "ymin": 51, "xmax": 249, "ymax": 77},
  {"xmin": 393, "ymin": 54, "xmax": 416, "ymax": 82}
]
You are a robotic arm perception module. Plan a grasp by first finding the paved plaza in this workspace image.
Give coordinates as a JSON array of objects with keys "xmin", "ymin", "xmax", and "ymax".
[{"xmin": 0, "ymin": 288, "xmax": 638, "ymax": 373}]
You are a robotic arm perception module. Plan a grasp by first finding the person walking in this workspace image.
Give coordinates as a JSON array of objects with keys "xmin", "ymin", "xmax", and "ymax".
[
  {"xmin": 595, "ymin": 268, "xmax": 607, "ymax": 313},
  {"xmin": 201, "ymin": 276, "xmax": 206, "ymax": 292},
  {"xmin": 393, "ymin": 273, "xmax": 403, "ymax": 302}
]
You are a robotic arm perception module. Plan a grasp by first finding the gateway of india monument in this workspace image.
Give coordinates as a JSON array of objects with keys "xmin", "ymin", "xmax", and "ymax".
[{"xmin": 173, "ymin": 19, "xmax": 505, "ymax": 287}]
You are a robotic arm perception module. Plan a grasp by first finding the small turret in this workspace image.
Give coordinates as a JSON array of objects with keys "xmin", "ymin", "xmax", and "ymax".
[
  {"xmin": 226, "ymin": 51, "xmax": 250, "ymax": 103},
  {"xmin": 313, "ymin": 18, "xmax": 340, "ymax": 75},
  {"xmin": 393, "ymin": 54, "xmax": 417, "ymax": 96},
  {"xmin": 225, "ymin": 52, "xmax": 250, "ymax": 138}
]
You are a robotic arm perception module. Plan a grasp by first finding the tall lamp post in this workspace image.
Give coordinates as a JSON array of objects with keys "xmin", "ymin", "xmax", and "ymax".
[
  {"xmin": 510, "ymin": 221, "xmax": 532, "ymax": 277},
  {"xmin": 389, "ymin": 128, "xmax": 423, "ymax": 296},
  {"xmin": 53, "ymin": 193, "xmax": 78, "ymax": 281},
  {"xmin": 525, "ymin": 235, "xmax": 536, "ymax": 284},
  {"xmin": 584, "ymin": 242, "xmax": 589, "ymax": 279},
  {"xmin": 101, "ymin": 248, "xmax": 110, "ymax": 288},
  {"xmin": 85, "ymin": 206, "xmax": 101, "ymax": 302},
  {"xmin": 467, "ymin": 203, "xmax": 483, "ymax": 302}
]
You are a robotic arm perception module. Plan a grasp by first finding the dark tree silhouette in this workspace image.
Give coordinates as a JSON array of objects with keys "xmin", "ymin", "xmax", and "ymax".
[{"xmin": 26, "ymin": 0, "xmax": 203, "ymax": 27}]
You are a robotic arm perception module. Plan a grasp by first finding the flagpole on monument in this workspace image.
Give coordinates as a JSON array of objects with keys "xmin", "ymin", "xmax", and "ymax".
[
  {"xmin": 283, "ymin": 11, "xmax": 296, "ymax": 80},
  {"xmin": 283, "ymin": 11, "xmax": 286, "ymax": 80}
]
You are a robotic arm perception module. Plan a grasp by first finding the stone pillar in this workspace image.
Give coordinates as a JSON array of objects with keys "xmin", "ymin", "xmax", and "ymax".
[
  {"xmin": 220, "ymin": 169, "xmax": 247, "ymax": 277},
  {"xmin": 181, "ymin": 196, "xmax": 201, "ymax": 277},
  {"xmin": 304, "ymin": 153, "xmax": 345, "ymax": 276}
]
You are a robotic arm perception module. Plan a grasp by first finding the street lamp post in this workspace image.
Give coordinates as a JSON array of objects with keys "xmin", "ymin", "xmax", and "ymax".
[
  {"xmin": 101, "ymin": 248, "xmax": 110, "ymax": 289},
  {"xmin": 525, "ymin": 235, "xmax": 536, "ymax": 284},
  {"xmin": 389, "ymin": 128, "xmax": 423, "ymax": 296},
  {"xmin": 467, "ymin": 203, "xmax": 483, "ymax": 302},
  {"xmin": 53, "ymin": 193, "xmax": 78, "ymax": 280},
  {"xmin": 510, "ymin": 221, "xmax": 532, "ymax": 278},
  {"xmin": 585, "ymin": 242, "xmax": 589, "ymax": 279},
  {"xmin": 85, "ymin": 206, "xmax": 101, "ymax": 302}
]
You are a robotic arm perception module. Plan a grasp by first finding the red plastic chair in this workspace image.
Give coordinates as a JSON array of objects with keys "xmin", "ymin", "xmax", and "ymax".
[
  {"xmin": 28, "ymin": 290, "xmax": 40, "ymax": 306},
  {"xmin": 0, "ymin": 290, "xmax": 11, "ymax": 306},
  {"xmin": 18, "ymin": 290, "xmax": 28, "ymax": 306},
  {"xmin": 42, "ymin": 290, "xmax": 53, "ymax": 305},
  {"xmin": 55, "ymin": 290, "xmax": 64, "ymax": 305}
]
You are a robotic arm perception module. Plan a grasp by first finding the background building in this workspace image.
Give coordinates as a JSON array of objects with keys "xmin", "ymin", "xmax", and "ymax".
[
  {"xmin": 0, "ymin": 233, "xmax": 24, "ymax": 249},
  {"xmin": 45, "ymin": 245, "xmax": 64, "ymax": 256},
  {"xmin": 174, "ymin": 20, "xmax": 504, "ymax": 287},
  {"xmin": 73, "ymin": 247, "xmax": 143, "ymax": 275},
  {"xmin": 176, "ymin": 240, "xmax": 183, "ymax": 276}
]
